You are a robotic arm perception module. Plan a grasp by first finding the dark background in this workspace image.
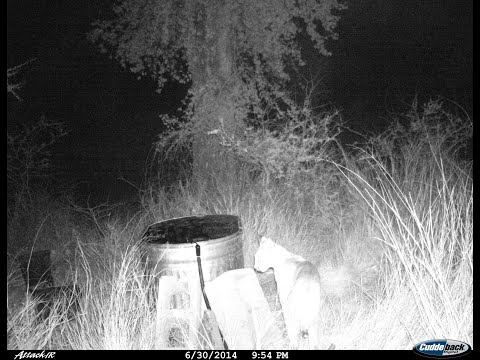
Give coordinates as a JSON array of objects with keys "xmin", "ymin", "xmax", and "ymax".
[{"xmin": 7, "ymin": 0, "xmax": 473, "ymax": 202}]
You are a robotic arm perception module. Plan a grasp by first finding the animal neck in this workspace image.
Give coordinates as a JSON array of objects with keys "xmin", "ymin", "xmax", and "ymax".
[{"xmin": 270, "ymin": 254, "xmax": 301, "ymax": 303}]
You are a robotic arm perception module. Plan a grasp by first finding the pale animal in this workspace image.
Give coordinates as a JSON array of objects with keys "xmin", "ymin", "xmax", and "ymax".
[{"xmin": 254, "ymin": 236, "xmax": 323, "ymax": 350}]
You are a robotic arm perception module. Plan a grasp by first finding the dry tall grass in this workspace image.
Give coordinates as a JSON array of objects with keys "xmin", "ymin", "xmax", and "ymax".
[{"xmin": 7, "ymin": 99, "xmax": 472, "ymax": 350}]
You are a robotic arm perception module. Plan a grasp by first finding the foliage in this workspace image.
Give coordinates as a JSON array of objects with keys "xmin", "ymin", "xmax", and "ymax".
[
  {"xmin": 7, "ymin": 61, "xmax": 70, "ymax": 254},
  {"xmin": 89, "ymin": 0, "xmax": 347, "ymax": 183},
  {"xmin": 7, "ymin": 59, "xmax": 36, "ymax": 101},
  {"xmin": 7, "ymin": 99, "xmax": 472, "ymax": 349},
  {"xmin": 7, "ymin": 115, "xmax": 69, "ymax": 197},
  {"xmin": 210, "ymin": 103, "xmax": 343, "ymax": 188},
  {"xmin": 89, "ymin": 0, "xmax": 346, "ymax": 91},
  {"xmin": 357, "ymin": 98, "xmax": 472, "ymax": 190},
  {"xmin": 7, "ymin": 59, "xmax": 69, "ymax": 198}
]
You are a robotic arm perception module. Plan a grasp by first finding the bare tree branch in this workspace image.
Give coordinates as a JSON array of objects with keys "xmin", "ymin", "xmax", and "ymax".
[{"xmin": 6, "ymin": 58, "xmax": 37, "ymax": 101}]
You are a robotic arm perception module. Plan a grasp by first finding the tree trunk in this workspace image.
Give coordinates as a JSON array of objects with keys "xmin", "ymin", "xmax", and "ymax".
[{"xmin": 189, "ymin": 9, "xmax": 242, "ymax": 189}]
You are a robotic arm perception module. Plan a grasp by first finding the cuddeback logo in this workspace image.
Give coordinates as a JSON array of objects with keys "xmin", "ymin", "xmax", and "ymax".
[{"xmin": 413, "ymin": 339, "xmax": 472, "ymax": 358}]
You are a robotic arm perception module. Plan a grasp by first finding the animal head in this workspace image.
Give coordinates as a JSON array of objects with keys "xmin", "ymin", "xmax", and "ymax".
[{"xmin": 254, "ymin": 236, "xmax": 276, "ymax": 272}]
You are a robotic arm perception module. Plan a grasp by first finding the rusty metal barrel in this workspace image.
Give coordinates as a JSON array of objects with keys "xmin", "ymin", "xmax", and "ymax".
[{"xmin": 140, "ymin": 214, "xmax": 243, "ymax": 347}]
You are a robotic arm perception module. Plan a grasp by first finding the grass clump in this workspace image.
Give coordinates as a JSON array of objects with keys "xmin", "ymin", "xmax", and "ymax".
[{"xmin": 7, "ymin": 98, "xmax": 472, "ymax": 349}]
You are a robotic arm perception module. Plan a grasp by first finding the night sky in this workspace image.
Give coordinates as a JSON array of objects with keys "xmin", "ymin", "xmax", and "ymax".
[{"xmin": 7, "ymin": 0, "xmax": 473, "ymax": 201}]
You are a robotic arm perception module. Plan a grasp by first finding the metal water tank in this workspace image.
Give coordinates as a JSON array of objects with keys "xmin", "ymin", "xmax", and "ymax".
[{"xmin": 141, "ymin": 214, "xmax": 243, "ymax": 347}]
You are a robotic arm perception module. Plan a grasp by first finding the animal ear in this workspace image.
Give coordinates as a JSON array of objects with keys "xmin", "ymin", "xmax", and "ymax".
[
  {"xmin": 255, "ymin": 234, "xmax": 263, "ymax": 246},
  {"xmin": 260, "ymin": 236, "xmax": 270, "ymax": 244}
]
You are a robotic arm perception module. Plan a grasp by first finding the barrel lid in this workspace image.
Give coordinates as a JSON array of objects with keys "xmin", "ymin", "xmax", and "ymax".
[{"xmin": 141, "ymin": 215, "xmax": 241, "ymax": 244}]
